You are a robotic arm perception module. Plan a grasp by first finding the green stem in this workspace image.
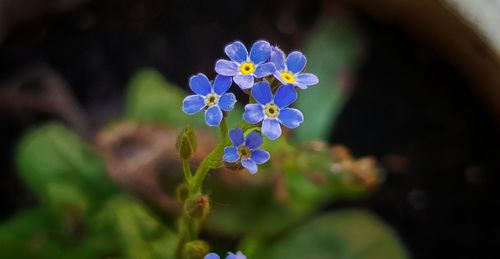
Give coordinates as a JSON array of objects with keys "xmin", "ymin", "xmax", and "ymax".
[
  {"xmin": 182, "ymin": 159, "xmax": 192, "ymax": 184},
  {"xmin": 190, "ymin": 118, "xmax": 229, "ymax": 194}
]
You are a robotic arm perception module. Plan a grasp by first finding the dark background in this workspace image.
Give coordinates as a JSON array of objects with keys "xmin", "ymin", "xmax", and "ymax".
[{"xmin": 1, "ymin": 1, "xmax": 499, "ymax": 258}]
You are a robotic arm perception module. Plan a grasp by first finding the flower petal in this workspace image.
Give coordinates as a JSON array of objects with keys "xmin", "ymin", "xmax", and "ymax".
[
  {"xmin": 189, "ymin": 73, "xmax": 211, "ymax": 96},
  {"xmin": 254, "ymin": 62, "xmax": 276, "ymax": 78},
  {"xmin": 229, "ymin": 128, "xmax": 244, "ymax": 146},
  {"xmin": 182, "ymin": 95, "xmax": 205, "ymax": 114},
  {"xmin": 218, "ymin": 93, "xmax": 236, "ymax": 111},
  {"xmin": 243, "ymin": 104, "xmax": 264, "ymax": 124},
  {"xmin": 270, "ymin": 46, "xmax": 286, "ymax": 71},
  {"xmin": 251, "ymin": 149, "xmax": 270, "ymax": 164},
  {"xmin": 274, "ymin": 84, "xmax": 297, "ymax": 108},
  {"xmin": 213, "ymin": 75, "xmax": 232, "ymax": 95},
  {"xmin": 223, "ymin": 146, "xmax": 240, "ymax": 163},
  {"xmin": 273, "ymin": 71, "xmax": 285, "ymax": 84},
  {"xmin": 249, "ymin": 40, "xmax": 271, "ymax": 64},
  {"xmin": 286, "ymin": 51, "xmax": 306, "ymax": 73},
  {"xmin": 205, "ymin": 105, "xmax": 222, "ymax": 126},
  {"xmin": 245, "ymin": 131, "xmax": 263, "ymax": 149},
  {"xmin": 224, "ymin": 41, "xmax": 248, "ymax": 63},
  {"xmin": 227, "ymin": 251, "xmax": 247, "ymax": 259},
  {"xmin": 215, "ymin": 60, "xmax": 239, "ymax": 76},
  {"xmin": 295, "ymin": 73, "xmax": 319, "ymax": 89},
  {"xmin": 278, "ymin": 108, "xmax": 303, "ymax": 129},
  {"xmin": 251, "ymin": 81, "xmax": 272, "ymax": 105},
  {"xmin": 241, "ymin": 158, "xmax": 257, "ymax": 174},
  {"xmin": 233, "ymin": 74, "xmax": 254, "ymax": 89},
  {"xmin": 262, "ymin": 119, "xmax": 282, "ymax": 140},
  {"xmin": 204, "ymin": 253, "xmax": 221, "ymax": 259}
]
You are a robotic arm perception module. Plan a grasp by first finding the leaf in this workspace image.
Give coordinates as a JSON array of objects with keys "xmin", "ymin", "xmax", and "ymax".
[
  {"xmin": 125, "ymin": 67, "xmax": 243, "ymax": 129},
  {"xmin": 295, "ymin": 17, "xmax": 362, "ymax": 141},
  {"xmin": 247, "ymin": 209, "xmax": 408, "ymax": 259},
  {"xmin": 94, "ymin": 195, "xmax": 179, "ymax": 259},
  {"xmin": 15, "ymin": 123, "xmax": 115, "ymax": 210}
]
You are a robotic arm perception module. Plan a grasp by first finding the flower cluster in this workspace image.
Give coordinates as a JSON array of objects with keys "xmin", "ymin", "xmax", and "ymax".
[{"xmin": 182, "ymin": 40, "xmax": 318, "ymax": 174}]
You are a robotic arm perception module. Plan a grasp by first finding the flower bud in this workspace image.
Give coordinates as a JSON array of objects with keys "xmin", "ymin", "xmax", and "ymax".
[
  {"xmin": 184, "ymin": 194, "xmax": 210, "ymax": 219},
  {"xmin": 182, "ymin": 240, "xmax": 210, "ymax": 259},
  {"xmin": 176, "ymin": 184, "xmax": 189, "ymax": 204},
  {"xmin": 176, "ymin": 125, "xmax": 197, "ymax": 160}
]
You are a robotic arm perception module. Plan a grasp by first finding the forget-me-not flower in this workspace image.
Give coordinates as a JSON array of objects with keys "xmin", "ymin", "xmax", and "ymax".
[
  {"xmin": 270, "ymin": 46, "xmax": 319, "ymax": 89},
  {"xmin": 182, "ymin": 73, "xmax": 236, "ymax": 126},
  {"xmin": 215, "ymin": 40, "xmax": 276, "ymax": 90},
  {"xmin": 205, "ymin": 251, "xmax": 247, "ymax": 259},
  {"xmin": 223, "ymin": 128, "xmax": 270, "ymax": 174},
  {"xmin": 243, "ymin": 81, "xmax": 303, "ymax": 140}
]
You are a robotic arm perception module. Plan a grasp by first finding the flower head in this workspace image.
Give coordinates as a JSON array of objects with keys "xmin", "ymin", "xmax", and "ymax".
[
  {"xmin": 215, "ymin": 40, "xmax": 276, "ymax": 90},
  {"xmin": 205, "ymin": 251, "xmax": 247, "ymax": 259},
  {"xmin": 270, "ymin": 46, "xmax": 319, "ymax": 89},
  {"xmin": 182, "ymin": 73, "xmax": 236, "ymax": 126},
  {"xmin": 243, "ymin": 82, "xmax": 304, "ymax": 140},
  {"xmin": 223, "ymin": 128, "xmax": 270, "ymax": 174}
]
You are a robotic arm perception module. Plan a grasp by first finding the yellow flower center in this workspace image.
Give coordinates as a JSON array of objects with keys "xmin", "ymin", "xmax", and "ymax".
[
  {"xmin": 264, "ymin": 103, "xmax": 280, "ymax": 118},
  {"xmin": 238, "ymin": 146, "xmax": 252, "ymax": 159},
  {"xmin": 239, "ymin": 62, "xmax": 255, "ymax": 75},
  {"xmin": 280, "ymin": 71, "xmax": 295, "ymax": 83},
  {"xmin": 205, "ymin": 93, "xmax": 219, "ymax": 107}
]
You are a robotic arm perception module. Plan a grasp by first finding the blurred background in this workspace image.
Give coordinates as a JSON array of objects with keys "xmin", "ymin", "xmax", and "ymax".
[{"xmin": 1, "ymin": 0, "xmax": 500, "ymax": 258}]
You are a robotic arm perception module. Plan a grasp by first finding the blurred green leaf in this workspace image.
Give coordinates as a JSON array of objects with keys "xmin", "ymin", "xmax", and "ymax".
[
  {"xmin": 125, "ymin": 67, "xmax": 243, "ymax": 129},
  {"xmin": 15, "ymin": 123, "xmax": 115, "ymax": 211},
  {"xmin": 246, "ymin": 209, "xmax": 408, "ymax": 259},
  {"xmin": 295, "ymin": 17, "xmax": 361, "ymax": 141},
  {"xmin": 94, "ymin": 195, "xmax": 178, "ymax": 259}
]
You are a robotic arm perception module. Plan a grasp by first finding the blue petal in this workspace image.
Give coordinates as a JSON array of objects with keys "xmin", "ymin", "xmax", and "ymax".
[
  {"xmin": 223, "ymin": 146, "xmax": 240, "ymax": 163},
  {"xmin": 241, "ymin": 158, "xmax": 257, "ymax": 174},
  {"xmin": 278, "ymin": 108, "xmax": 303, "ymax": 129},
  {"xmin": 262, "ymin": 119, "xmax": 282, "ymax": 140},
  {"xmin": 249, "ymin": 40, "xmax": 271, "ymax": 64},
  {"xmin": 189, "ymin": 73, "xmax": 211, "ymax": 96},
  {"xmin": 270, "ymin": 46, "xmax": 286, "ymax": 71},
  {"xmin": 224, "ymin": 41, "xmax": 248, "ymax": 63},
  {"xmin": 227, "ymin": 251, "xmax": 247, "ymax": 259},
  {"xmin": 215, "ymin": 60, "xmax": 239, "ymax": 76},
  {"xmin": 251, "ymin": 149, "xmax": 270, "ymax": 164},
  {"xmin": 219, "ymin": 93, "xmax": 236, "ymax": 111},
  {"xmin": 245, "ymin": 131, "xmax": 263, "ymax": 149},
  {"xmin": 182, "ymin": 95, "xmax": 205, "ymax": 114},
  {"xmin": 254, "ymin": 62, "xmax": 276, "ymax": 78},
  {"xmin": 229, "ymin": 128, "xmax": 244, "ymax": 146},
  {"xmin": 295, "ymin": 73, "xmax": 319, "ymax": 89},
  {"xmin": 204, "ymin": 253, "xmax": 221, "ymax": 259},
  {"xmin": 205, "ymin": 106, "xmax": 222, "ymax": 126},
  {"xmin": 251, "ymin": 81, "xmax": 272, "ymax": 105},
  {"xmin": 274, "ymin": 84, "xmax": 297, "ymax": 108},
  {"xmin": 243, "ymin": 104, "xmax": 264, "ymax": 124},
  {"xmin": 286, "ymin": 51, "xmax": 306, "ymax": 73},
  {"xmin": 233, "ymin": 74, "xmax": 254, "ymax": 90},
  {"xmin": 213, "ymin": 75, "xmax": 232, "ymax": 95}
]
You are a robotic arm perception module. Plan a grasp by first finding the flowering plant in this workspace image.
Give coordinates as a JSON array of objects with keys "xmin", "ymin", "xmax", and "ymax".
[{"xmin": 177, "ymin": 40, "xmax": 318, "ymax": 258}]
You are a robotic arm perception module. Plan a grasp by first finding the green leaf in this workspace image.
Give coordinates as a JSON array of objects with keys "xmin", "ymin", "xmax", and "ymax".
[
  {"xmin": 125, "ymin": 67, "xmax": 243, "ymax": 129},
  {"xmin": 15, "ymin": 123, "xmax": 115, "ymax": 210},
  {"xmin": 246, "ymin": 209, "xmax": 408, "ymax": 259},
  {"xmin": 295, "ymin": 17, "xmax": 361, "ymax": 141},
  {"xmin": 94, "ymin": 195, "xmax": 179, "ymax": 259}
]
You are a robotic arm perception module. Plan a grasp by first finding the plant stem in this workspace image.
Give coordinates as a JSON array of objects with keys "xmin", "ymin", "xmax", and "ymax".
[
  {"xmin": 182, "ymin": 159, "xmax": 192, "ymax": 184},
  {"xmin": 190, "ymin": 118, "xmax": 228, "ymax": 195}
]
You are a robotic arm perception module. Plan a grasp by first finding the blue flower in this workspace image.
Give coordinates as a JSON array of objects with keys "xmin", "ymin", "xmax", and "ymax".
[
  {"xmin": 205, "ymin": 251, "xmax": 247, "ymax": 259},
  {"xmin": 215, "ymin": 40, "xmax": 276, "ymax": 90},
  {"xmin": 223, "ymin": 128, "xmax": 270, "ymax": 174},
  {"xmin": 182, "ymin": 73, "xmax": 236, "ymax": 127},
  {"xmin": 243, "ymin": 81, "xmax": 304, "ymax": 140},
  {"xmin": 270, "ymin": 46, "xmax": 319, "ymax": 89}
]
